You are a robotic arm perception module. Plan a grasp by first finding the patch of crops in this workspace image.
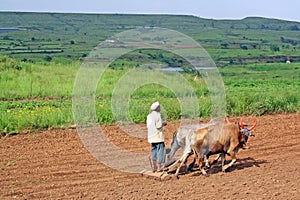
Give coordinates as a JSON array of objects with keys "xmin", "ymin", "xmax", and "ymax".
[{"xmin": 0, "ymin": 100, "xmax": 73, "ymax": 135}]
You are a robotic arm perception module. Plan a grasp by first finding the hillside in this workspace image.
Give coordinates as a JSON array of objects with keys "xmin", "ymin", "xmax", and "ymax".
[{"xmin": 0, "ymin": 12, "xmax": 300, "ymax": 65}]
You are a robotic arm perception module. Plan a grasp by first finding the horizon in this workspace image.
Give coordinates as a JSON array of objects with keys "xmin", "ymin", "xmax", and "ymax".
[
  {"xmin": 1, "ymin": 10, "xmax": 300, "ymax": 24},
  {"xmin": 1, "ymin": 0, "xmax": 300, "ymax": 23}
]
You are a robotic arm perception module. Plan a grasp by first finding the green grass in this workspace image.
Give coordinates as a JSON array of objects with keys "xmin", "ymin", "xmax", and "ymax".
[
  {"xmin": 0, "ymin": 56, "xmax": 79, "ymax": 100},
  {"xmin": 221, "ymin": 63, "xmax": 300, "ymax": 115},
  {"xmin": 0, "ymin": 56, "xmax": 299, "ymax": 135}
]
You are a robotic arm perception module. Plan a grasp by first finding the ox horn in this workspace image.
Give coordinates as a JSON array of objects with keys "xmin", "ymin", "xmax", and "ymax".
[
  {"xmin": 248, "ymin": 118, "xmax": 257, "ymax": 131},
  {"xmin": 231, "ymin": 115, "xmax": 238, "ymax": 124},
  {"xmin": 239, "ymin": 117, "xmax": 245, "ymax": 129},
  {"xmin": 225, "ymin": 117, "xmax": 230, "ymax": 123}
]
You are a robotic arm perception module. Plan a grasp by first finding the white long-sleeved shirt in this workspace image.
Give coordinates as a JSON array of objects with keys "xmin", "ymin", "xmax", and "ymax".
[{"xmin": 146, "ymin": 111, "xmax": 164, "ymax": 143}]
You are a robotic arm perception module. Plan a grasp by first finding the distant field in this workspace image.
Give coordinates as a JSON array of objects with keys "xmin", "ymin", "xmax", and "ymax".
[{"xmin": 1, "ymin": 12, "xmax": 300, "ymax": 65}]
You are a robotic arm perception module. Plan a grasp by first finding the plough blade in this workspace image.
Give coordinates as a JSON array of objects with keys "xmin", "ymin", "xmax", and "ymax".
[{"xmin": 140, "ymin": 170, "xmax": 172, "ymax": 181}]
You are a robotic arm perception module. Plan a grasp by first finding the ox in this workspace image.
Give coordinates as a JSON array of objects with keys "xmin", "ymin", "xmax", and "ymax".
[
  {"xmin": 168, "ymin": 117, "xmax": 256, "ymax": 178},
  {"xmin": 167, "ymin": 123, "xmax": 209, "ymax": 162},
  {"xmin": 166, "ymin": 119, "xmax": 228, "ymax": 168}
]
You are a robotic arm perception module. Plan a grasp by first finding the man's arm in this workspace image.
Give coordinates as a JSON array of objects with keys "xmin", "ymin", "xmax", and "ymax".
[{"xmin": 155, "ymin": 113, "xmax": 167, "ymax": 129}]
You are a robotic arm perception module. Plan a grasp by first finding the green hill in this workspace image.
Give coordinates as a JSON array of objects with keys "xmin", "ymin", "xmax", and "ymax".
[{"xmin": 1, "ymin": 12, "xmax": 300, "ymax": 65}]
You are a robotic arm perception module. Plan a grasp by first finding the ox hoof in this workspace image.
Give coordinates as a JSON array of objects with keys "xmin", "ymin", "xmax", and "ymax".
[
  {"xmin": 201, "ymin": 170, "xmax": 209, "ymax": 177},
  {"xmin": 222, "ymin": 166, "xmax": 229, "ymax": 172},
  {"xmin": 205, "ymin": 164, "xmax": 211, "ymax": 169}
]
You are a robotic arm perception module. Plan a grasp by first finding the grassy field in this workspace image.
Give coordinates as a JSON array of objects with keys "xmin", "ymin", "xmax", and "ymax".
[
  {"xmin": 0, "ymin": 55, "xmax": 299, "ymax": 135},
  {"xmin": 0, "ymin": 12, "xmax": 300, "ymax": 135}
]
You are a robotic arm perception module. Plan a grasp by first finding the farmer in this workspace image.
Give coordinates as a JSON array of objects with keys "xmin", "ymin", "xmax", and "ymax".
[{"xmin": 146, "ymin": 101, "xmax": 167, "ymax": 172}]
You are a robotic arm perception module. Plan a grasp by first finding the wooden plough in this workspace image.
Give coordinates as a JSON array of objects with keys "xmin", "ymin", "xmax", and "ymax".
[
  {"xmin": 140, "ymin": 153, "xmax": 197, "ymax": 180},
  {"xmin": 139, "ymin": 156, "xmax": 176, "ymax": 181},
  {"xmin": 140, "ymin": 170, "xmax": 172, "ymax": 181}
]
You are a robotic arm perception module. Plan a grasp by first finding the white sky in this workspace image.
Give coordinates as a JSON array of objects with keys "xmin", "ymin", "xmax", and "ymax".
[{"xmin": 1, "ymin": 0, "xmax": 300, "ymax": 22}]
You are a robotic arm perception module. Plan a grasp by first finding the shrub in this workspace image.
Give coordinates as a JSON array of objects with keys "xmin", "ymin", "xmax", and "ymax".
[{"xmin": 0, "ymin": 56, "xmax": 22, "ymax": 71}]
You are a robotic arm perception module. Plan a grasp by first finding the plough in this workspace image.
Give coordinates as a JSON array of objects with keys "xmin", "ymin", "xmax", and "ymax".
[
  {"xmin": 139, "ymin": 155, "xmax": 175, "ymax": 181},
  {"xmin": 140, "ymin": 154, "xmax": 195, "ymax": 181},
  {"xmin": 140, "ymin": 169, "xmax": 172, "ymax": 181}
]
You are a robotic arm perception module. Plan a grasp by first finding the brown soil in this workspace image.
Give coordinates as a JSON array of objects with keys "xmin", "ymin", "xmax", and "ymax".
[{"xmin": 1, "ymin": 113, "xmax": 300, "ymax": 199}]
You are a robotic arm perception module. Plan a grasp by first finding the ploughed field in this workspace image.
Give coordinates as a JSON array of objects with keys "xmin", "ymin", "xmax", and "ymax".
[{"xmin": 1, "ymin": 113, "xmax": 299, "ymax": 199}]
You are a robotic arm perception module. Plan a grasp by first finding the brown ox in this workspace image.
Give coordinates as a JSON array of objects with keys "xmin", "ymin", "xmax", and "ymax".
[
  {"xmin": 194, "ymin": 117, "xmax": 257, "ymax": 176},
  {"xmin": 169, "ymin": 117, "xmax": 256, "ymax": 178}
]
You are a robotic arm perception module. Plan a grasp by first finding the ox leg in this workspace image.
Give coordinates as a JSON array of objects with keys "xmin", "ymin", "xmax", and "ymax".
[
  {"xmin": 222, "ymin": 150, "xmax": 237, "ymax": 172},
  {"xmin": 174, "ymin": 153, "xmax": 189, "ymax": 179},
  {"xmin": 199, "ymin": 157, "xmax": 209, "ymax": 177},
  {"xmin": 204, "ymin": 155, "xmax": 211, "ymax": 169},
  {"xmin": 167, "ymin": 141, "xmax": 180, "ymax": 162},
  {"xmin": 193, "ymin": 150, "xmax": 200, "ymax": 170},
  {"xmin": 164, "ymin": 142, "xmax": 180, "ymax": 168},
  {"xmin": 221, "ymin": 153, "xmax": 226, "ymax": 170},
  {"xmin": 174, "ymin": 146, "xmax": 194, "ymax": 178},
  {"xmin": 197, "ymin": 148, "xmax": 209, "ymax": 176},
  {"xmin": 209, "ymin": 153, "xmax": 222, "ymax": 167}
]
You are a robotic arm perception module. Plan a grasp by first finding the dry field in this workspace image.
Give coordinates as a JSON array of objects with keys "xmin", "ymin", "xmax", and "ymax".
[{"xmin": 1, "ymin": 113, "xmax": 300, "ymax": 199}]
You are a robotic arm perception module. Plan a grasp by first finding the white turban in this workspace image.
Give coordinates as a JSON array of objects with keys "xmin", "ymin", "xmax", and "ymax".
[{"xmin": 150, "ymin": 101, "xmax": 160, "ymax": 111}]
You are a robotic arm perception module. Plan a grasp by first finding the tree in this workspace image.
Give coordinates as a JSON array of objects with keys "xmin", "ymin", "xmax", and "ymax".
[
  {"xmin": 221, "ymin": 43, "xmax": 229, "ymax": 48},
  {"xmin": 240, "ymin": 45, "xmax": 248, "ymax": 50},
  {"xmin": 44, "ymin": 55, "xmax": 52, "ymax": 62},
  {"xmin": 270, "ymin": 44, "xmax": 280, "ymax": 52},
  {"xmin": 3, "ymin": 36, "xmax": 10, "ymax": 40},
  {"xmin": 290, "ymin": 25, "xmax": 299, "ymax": 31}
]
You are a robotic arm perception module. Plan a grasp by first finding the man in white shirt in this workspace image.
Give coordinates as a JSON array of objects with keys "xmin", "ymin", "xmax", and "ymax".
[{"xmin": 147, "ymin": 101, "xmax": 167, "ymax": 172}]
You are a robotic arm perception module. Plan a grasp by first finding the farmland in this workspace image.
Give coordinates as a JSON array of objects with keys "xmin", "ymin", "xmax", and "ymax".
[
  {"xmin": 1, "ymin": 113, "xmax": 299, "ymax": 199},
  {"xmin": 1, "ymin": 12, "xmax": 300, "ymax": 199},
  {"xmin": 1, "ymin": 12, "xmax": 300, "ymax": 63}
]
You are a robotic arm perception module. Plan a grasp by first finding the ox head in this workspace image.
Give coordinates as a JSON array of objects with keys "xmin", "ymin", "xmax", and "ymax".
[
  {"xmin": 226, "ymin": 116, "xmax": 257, "ymax": 147},
  {"xmin": 238, "ymin": 117, "xmax": 257, "ymax": 143}
]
